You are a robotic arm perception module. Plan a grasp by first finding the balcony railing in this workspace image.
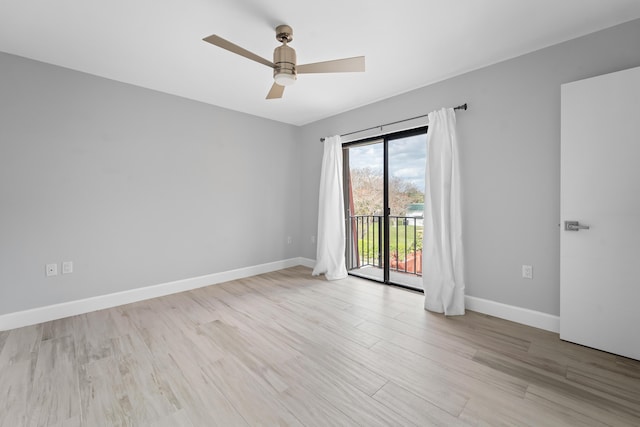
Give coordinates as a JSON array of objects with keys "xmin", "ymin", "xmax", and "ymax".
[{"xmin": 346, "ymin": 215, "xmax": 423, "ymax": 276}]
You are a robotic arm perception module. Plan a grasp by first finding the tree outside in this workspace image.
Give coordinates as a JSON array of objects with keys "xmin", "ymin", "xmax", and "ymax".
[
  {"xmin": 349, "ymin": 167, "xmax": 424, "ymax": 264},
  {"xmin": 349, "ymin": 167, "xmax": 423, "ymax": 216}
]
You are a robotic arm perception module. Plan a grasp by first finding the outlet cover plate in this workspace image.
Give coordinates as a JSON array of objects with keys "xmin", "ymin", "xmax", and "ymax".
[{"xmin": 46, "ymin": 263, "xmax": 58, "ymax": 277}]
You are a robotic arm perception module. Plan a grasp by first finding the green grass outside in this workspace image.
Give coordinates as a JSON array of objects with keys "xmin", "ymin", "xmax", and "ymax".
[{"xmin": 354, "ymin": 221, "xmax": 423, "ymax": 262}]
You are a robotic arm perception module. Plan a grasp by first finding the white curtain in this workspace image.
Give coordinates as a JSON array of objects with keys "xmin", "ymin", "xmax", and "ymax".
[
  {"xmin": 423, "ymin": 108, "xmax": 465, "ymax": 315},
  {"xmin": 312, "ymin": 135, "xmax": 348, "ymax": 280}
]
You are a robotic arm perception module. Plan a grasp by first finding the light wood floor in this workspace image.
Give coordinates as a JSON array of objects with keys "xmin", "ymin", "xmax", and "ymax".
[{"xmin": 1, "ymin": 266, "xmax": 639, "ymax": 426}]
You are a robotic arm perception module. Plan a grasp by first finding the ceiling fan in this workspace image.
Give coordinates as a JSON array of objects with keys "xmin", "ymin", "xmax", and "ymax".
[{"xmin": 203, "ymin": 25, "xmax": 365, "ymax": 99}]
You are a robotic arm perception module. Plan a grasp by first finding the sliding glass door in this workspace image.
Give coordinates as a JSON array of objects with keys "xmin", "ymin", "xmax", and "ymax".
[
  {"xmin": 344, "ymin": 138, "xmax": 385, "ymax": 282},
  {"xmin": 344, "ymin": 128, "xmax": 427, "ymax": 290}
]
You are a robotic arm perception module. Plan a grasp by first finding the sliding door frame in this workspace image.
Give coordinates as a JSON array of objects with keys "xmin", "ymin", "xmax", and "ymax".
[{"xmin": 343, "ymin": 126, "xmax": 427, "ymax": 291}]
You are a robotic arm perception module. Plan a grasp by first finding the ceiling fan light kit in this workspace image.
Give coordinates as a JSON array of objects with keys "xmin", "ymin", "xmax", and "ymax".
[
  {"xmin": 203, "ymin": 24, "xmax": 365, "ymax": 99},
  {"xmin": 274, "ymin": 70, "xmax": 296, "ymax": 86}
]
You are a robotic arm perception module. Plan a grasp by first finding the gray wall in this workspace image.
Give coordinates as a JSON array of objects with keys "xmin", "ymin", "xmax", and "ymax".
[
  {"xmin": 2, "ymin": 19, "xmax": 639, "ymax": 319},
  {"xmin": 0, "ymin": 53, "xmax": 301, "ymax": 315},
  {"xmin": 299, "ymin": 18, "xmax": 640, "ymax": 316}
]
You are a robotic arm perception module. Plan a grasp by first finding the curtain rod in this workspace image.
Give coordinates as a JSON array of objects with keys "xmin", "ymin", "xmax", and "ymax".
[{"xmin": 320, "ymin": 103, "xmax": 467, "ymax": 142}]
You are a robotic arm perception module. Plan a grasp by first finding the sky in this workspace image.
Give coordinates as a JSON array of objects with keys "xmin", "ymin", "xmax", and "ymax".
[{"xmin": 347, "ymin": 134, "xmax": 426, "ymax": 191}]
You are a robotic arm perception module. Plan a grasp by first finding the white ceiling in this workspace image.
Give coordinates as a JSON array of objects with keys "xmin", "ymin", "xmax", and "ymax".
[{"xmin": 1, "ymin": 1, "xmax": 640, "ymax": 126}]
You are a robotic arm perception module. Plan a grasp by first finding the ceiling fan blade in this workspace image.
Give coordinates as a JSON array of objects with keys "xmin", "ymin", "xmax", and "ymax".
[
  {"xmin": 297, "ymin": 56, "xmax": 365, "ymax": 74},
  {"xmin": 203, "ymin": 34, "xmax": 274, "ymax": 68},
  {"xmin": 266, "ymin": 83, "xmax": 285, "ymax": 99}
]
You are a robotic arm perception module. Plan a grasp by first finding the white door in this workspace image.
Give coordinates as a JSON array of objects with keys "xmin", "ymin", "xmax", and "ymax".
[{"xmin": 560, "ymin": 66, "xmax": 640, "ymax": 360}]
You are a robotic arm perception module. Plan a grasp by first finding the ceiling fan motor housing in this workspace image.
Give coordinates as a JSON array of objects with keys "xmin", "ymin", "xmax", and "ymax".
[{"xmin": 273, "ymin": 44, "xmax": 297, "ymax": 85}]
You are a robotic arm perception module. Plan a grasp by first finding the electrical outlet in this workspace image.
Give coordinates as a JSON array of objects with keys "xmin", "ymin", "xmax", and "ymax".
[
  {"xmin": 522, "ymin": 265, "xmax": 533, "ymax": 279},
  {"xmin": 46, "ymin": 263, "xmax": 58, "ymax": 277},
  {"xmin": 311, "ymin": 235, "xmax": 316, "ymax": 244},
  {"xmin": 62, "ymin": 261, "xmax": 73, "ymax": 274},
  {"xmin": 287, "ymin": 236, "xmax": 292, "ymax": 244}
]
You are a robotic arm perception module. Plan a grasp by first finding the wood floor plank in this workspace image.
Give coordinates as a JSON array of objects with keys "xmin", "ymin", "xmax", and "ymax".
[
  {"xmin": 73, "ymin": 312, "xmax": 117, "ymax": 365},
  {"xmin": 565, "ymin": 359, "xmax": 640, "ymax": 404},
  {"xmin": 395, "ymin": 309, "xmax": 533, "ymax": 354},
  {"xmin": 42, "ymin": 317, "xmax": 75, "ymax": 342},
  {"xmin": 527, "ymin": 332, "xmax": 620, "ymax": 368},
  {"xmin": 271, "ymin": 356, "xmax": 418, "ymax": 426},
  {"xmin": 281, "ymin": 329, "xmax": 389, "ymax": 396},
  {"xmin": 460, "ymin": 391, "xmax": 605, "ymax": 427},
  {"xmin": 276, "ymin": 384, "xmax": 359, "ymax": 427},
  {"xmin": 372, "ymin": 380, "xmax": 467, "ymax": 426},
  {"xmin": 357, "ymin": 317, "xmax": 478, "ymax": 359},
  {"xmin": 615, "ymin": 356, "xmax": 640, "ymax": 379},
  {"xmin": 27, "ymin": 335, "xmax": 80, "ymax": 427},
  {"xmin": 113, "ymin": 345, "xmax": 183, "ymax": 424},
  {"xmin": 1, "ymin": 266, "xmax": 639, "ymax": 426},
  {"xmin": 562, "ymin": 364, "xmax": 640, "ymax": 419},
  {"xmin": 316, "ymin": 330, "xmax": 471, "ymax": 417},
  {"xmin": 368, "ymin": 329, "xmax": 530, "ymax": 399},
  {"xmin": 0, "ymin": 359, "xmax": 32, "ymax": 427},
  {"xmin": 525, "ymin": 384, "xmax": 635, "ymax": 427},
  {"xmin": 0, "ymin": 325, "xmax": 42, "ymax": 427},
  {"xmin": 146, "ymin": 409, "xmax": 194, "ymax": 427},
  {"xmin": 201, "ymin": 355, "xmax": 304, "ymax": 426},
  {"xmin": 0, "ymin": 330, "xmax": 8, "ymax": 354},
  {"xmin": 0, "ymin": 324, "xmax": 42, "ymax": 365},
  {"xmin": 473, "ymin": 348, "xmax": 640, "ymax": 420},
  {"xmin": 78, "ymin": 356, "xmax": 130, "ymax": 426},
  {"xmin": 149, "ymin": 352, "xmax": 248, "ymax": 427}
]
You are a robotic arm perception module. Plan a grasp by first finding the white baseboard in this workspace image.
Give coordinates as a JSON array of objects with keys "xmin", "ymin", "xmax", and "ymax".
[
  {"xmin": 0, "ymin": 257, "xmax": 309, "ymax": 331},
  {"xmin": 465, "ymin": 295, "xmax": 560, "ymax": 333},
  {"xmin": 297, "ymin": 257, "xmax": 316, "ymax": 268},
  {"xmin": 1, "ymin": 258, "xmax": 559, "ymax": 335}
]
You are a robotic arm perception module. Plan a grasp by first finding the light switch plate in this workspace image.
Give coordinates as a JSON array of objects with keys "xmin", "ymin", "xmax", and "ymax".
[{"xmin": 62, "ymin": 261, "xmax": 73, "ymax": 274}]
